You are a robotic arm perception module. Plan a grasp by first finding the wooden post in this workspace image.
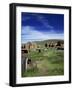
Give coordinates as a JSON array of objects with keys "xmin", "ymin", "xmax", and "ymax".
[
  {"xmin": 21, "ymin": 49, "xmax": 28, "ymax": 75},
  {"xmin": 25, "ymin": 57, "xmax": 28, "ymax": 70},
  {"xmin": 22, "ymin": 55, "xmax": 28, "ymax": 73}
]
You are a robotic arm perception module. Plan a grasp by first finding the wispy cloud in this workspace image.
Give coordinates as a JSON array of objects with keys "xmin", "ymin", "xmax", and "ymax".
[
  {"xmin": 32, "ymin": 14, "xmax": 54, "ymax": 29},
  {"xmin": 22, "ymin": 13, "xmax": 54, "ymax": 30},
  {"xmin": 21, "ymin": 26, "xmax": 64, "ymax": 43}
]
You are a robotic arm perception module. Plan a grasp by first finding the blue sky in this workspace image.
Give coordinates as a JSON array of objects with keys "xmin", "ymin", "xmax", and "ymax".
[{"xmin": 21, "ymin": 12, "xmax": 64, "ymax": 43}]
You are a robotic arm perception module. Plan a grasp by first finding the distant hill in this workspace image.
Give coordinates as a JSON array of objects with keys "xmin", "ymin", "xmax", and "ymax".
[
  {"xmin": 22, "ymin": 39, "xmax": 64, "ymax": 49},
  {"xmin": 22, "ymin": 39, "xmax": 64, "ymax": 47},
  {"xmin": 34, "ymin": 39, "xmax": 64, "ymax": 45}
]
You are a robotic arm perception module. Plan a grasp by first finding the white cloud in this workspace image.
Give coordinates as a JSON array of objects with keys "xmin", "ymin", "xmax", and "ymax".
[{"xmin": 21, "ymin": 26, "xmax": 64, "ymax": 43}]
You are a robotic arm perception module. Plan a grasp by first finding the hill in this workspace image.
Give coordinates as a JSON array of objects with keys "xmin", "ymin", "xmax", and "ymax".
[{"xmin": 34, "ymin": 39, "xmax": 64, "ymax": 46}]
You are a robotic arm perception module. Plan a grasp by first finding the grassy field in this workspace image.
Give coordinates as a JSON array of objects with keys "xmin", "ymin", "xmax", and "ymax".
[{"xmin": 22, "ymin": 47, "xmax": 64, "ymax": 77}]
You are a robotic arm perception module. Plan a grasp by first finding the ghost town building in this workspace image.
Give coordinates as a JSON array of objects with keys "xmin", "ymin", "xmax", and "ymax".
[{"xmin": 22, "ymin": 42, "xmax": 37, "ymax": 51}]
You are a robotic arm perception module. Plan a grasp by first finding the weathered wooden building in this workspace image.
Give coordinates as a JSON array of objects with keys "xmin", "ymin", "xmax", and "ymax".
[{"xmin": 21, "ymin": 42, "xmax": 37, "ymax": 50}]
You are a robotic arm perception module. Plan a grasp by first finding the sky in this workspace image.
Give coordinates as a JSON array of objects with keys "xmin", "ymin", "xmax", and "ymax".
[{"xmin": 21, "ymin": 12, "xmax": 64, "ymax": 44}]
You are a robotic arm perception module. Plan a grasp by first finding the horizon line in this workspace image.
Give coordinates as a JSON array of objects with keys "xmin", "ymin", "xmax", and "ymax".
[{"xmin": 21, "ymin": 38, "xmax": 64, "ymax": 44}]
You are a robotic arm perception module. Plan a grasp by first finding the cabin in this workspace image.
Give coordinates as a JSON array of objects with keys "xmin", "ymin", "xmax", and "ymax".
[{"xmin": 22, "ymin": 42, "xmax": 37, "ymax": 51}]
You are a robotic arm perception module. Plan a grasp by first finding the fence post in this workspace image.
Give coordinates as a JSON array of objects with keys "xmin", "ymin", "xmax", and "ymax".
[{"xmin": 22, "ymin": 55, "xmax": 28, "ymax": 73}]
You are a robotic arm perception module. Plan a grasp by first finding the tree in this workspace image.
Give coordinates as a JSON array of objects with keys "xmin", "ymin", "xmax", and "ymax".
[
  {"xmin": 45, "ymin": 43, "xmax": 48, "ymax": 48},
  {"xmin": 56, "ymin": 41, "xmax": 61, "ymax": 46}
]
